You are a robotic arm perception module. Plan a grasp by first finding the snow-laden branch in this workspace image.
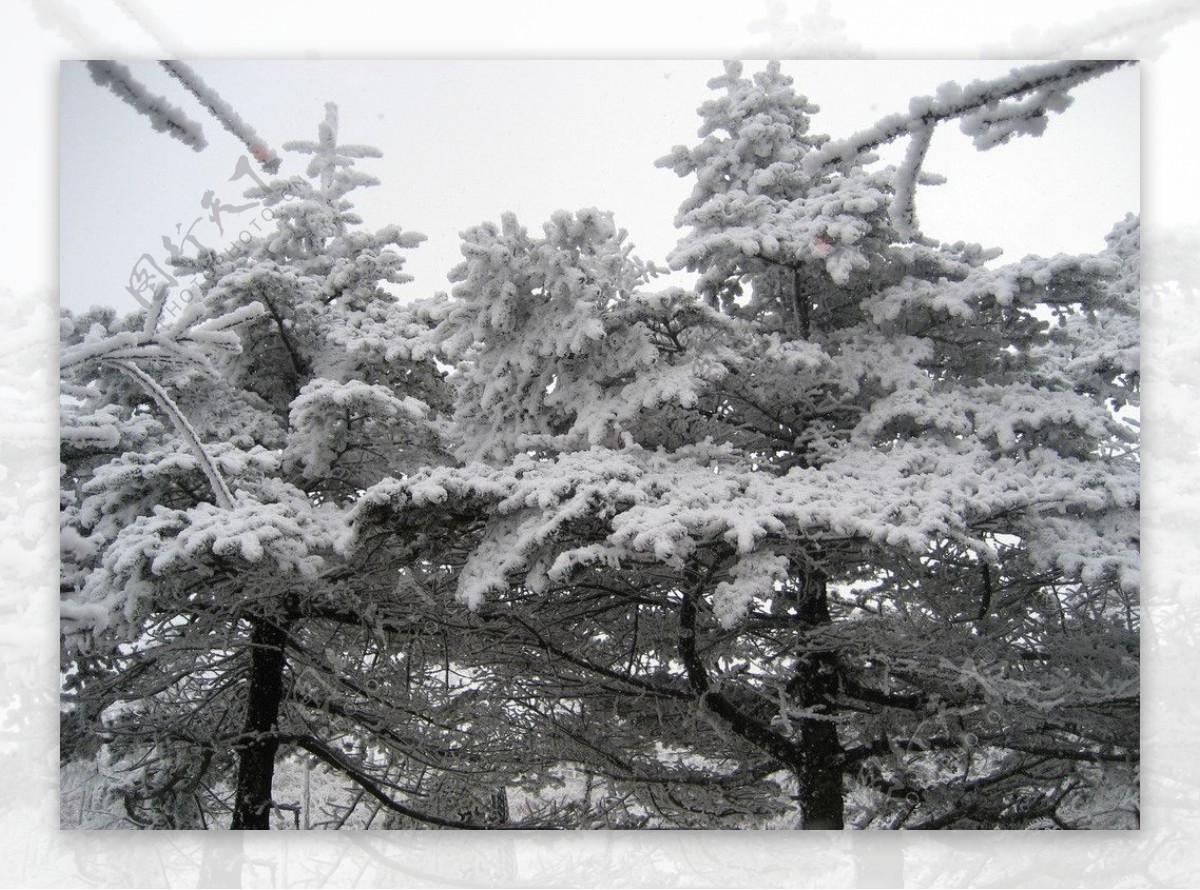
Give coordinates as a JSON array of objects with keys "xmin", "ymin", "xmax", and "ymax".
[
  {"xmin": 61, "ymin": 290, "xmax": 265, "ymax": 508},
  {"xmin": 110, "ymin": 360, "xmax": 235, "ymax": 509},
  {"xmin": 801, "ymin": 60, "xmax": 1131, "ymax": 241},
  {"xmin": 803, "ymin": 60, "xmax": 1130, "ymax": 173},
  {"xmin": 159, "ymin": 60, "xmax": 281, "ymax": 173},
  {"xmin": 281, "ymin": 103, "xmax": 382, "ymax": 197},
  {"xmin": 86, "ymin": 61, "xmax": 207, "ymax": 152},
  {"xmin": 60, "ymin": 291, "xmax": 265, "ymax": 373},
  {"xmin": 891, "ymin": 123, "xmax": 934, "ymax": 242}
]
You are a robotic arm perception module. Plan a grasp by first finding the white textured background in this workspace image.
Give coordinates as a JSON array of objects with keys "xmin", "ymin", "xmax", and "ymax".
[{"xmin": 2, "ymin": 1, "xmax": 1197, "ymax": 886}]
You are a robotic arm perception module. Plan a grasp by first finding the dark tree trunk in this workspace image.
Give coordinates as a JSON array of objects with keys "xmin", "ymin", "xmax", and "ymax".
[
  {"xmin": 677, "ymin": 579, "xmax": 841, "ymax": 828},
  {"xmin": 783, "ymin": 265, "xmax": 841, "ymax": 828},
  {"xmin": 791, "ymin": 653, "xmax": 845, "ymax": 829},
  {"xmin": 489, "ymin": 788, "xmax": 510, "ymax": 825},
  {"xmin": 788, "ymin": 566, "xmax": 845, "ymax": 830},
  {"xmin": 230, "ymin": 616, "xmax": 288, "ymax": 830},
  {"xmin": 790, "ymin": 266, "xmax": 811, "ymax": 340}
]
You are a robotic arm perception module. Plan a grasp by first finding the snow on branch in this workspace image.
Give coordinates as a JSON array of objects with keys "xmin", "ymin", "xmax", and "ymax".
[
  {"xmin": 60, "ymin": 290, "xmax": 265, "ymax": 373},
  {"xmin": 891, "ymin": 123, "xmax": 934, "ymax": 242},
  {"xmin": 281, "ymin": 103, "xmax": 382, "ymax": 197},
  {"xmin": 159, "ymin": 60, "xmax": 281, "ymax": 173},
  {"xmin": 61, "ymin": 291, "xmax": 266, "ymax": 508},
  {"xmin": 801, "ymin": 60, "xmax": 1131, "ymax": 241},
  {"xmin": 804, "ymin": 61, "xmax": 1130, "ymax": 173},
  {"xmin": 110, "ymin": 360, "xmax": 235, "ymax": 509},
  {"xmin": 86, "ymin": 61, "xmax": 207, "ymax": 152}
]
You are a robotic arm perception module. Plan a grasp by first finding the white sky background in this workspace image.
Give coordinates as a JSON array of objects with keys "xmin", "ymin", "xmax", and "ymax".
[{"xmin": 60, "ymin": 59, "xmax": 1139, "ymax": 314}]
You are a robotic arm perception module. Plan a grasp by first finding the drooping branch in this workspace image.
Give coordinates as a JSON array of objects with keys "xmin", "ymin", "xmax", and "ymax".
[
  {"xmin": 62, "ymin": 292, "xmax": 266, "ymax": 510},
  {"xmin": 59, "ymin": 296, "xmax": 264, "ymax": 373},
  {"xmin": 839, "ymin": 673, "xmax": 925, "ymax": 711},
  {"xmin": 279, "ymin": 733, "xmax": 496, "ymax": 830},
  {"xmin": 110, "ymin": 359, "xmax": 235, "ymax": 509},
  {"xmin": 491, "ymin": 611, "xmax": 691, "ymax": 702}
]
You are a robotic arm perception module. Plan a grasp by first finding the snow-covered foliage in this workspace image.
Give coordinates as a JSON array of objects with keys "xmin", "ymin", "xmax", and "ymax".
[
  {"xmin": 60, "ymin": 104, "xmax": 470, "ymax": 829},
  {"xmin": 431, "ymin": 209, "xmax": 736, "ymax": 460},
  {"xmin": 345, "ymin": 61, "xmax": 1139, "ymax": 829},
  {"xmin": 63, "ymin": 62, "xmax": 1138, "ymax": 831},
  {"xmin": 656, "ymin": 60, "xmax": 896, "ymax": 306}
]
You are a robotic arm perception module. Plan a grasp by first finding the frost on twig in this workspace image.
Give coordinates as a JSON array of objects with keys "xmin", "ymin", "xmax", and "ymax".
[
  {"xmin": 61, "ymin": 286, "xmax": 264, "ymax": 508},
  {"xmin": 802, "ymin": 60, "xmax": 1132, "ymax": 240},
  {"xmin": 110, "ymin": 359, "xmax": 235, "ymax": 509},
  {"xmin": 159, "ymin": 60, "xmax": 281, "ymax": 173},
  {"xmin": 281, "ymin": 102, "xmax": 383, "ymax": 197},
  {"xmin": 86, "ymin": 60, "xmax": 207, "ymax": 152}
]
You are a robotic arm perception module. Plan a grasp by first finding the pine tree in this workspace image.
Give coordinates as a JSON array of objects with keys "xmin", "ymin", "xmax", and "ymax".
[
  {"xmin": 348, "ymin": 61, "xmax": 1139, "ymax": 829},
  {"xmin": 63, "ymin": 62, "xmax": 1138, "ymax": 831},
  {"xmin": 59, "ymin": 105, "xmax": 473, "ymax": 829}
]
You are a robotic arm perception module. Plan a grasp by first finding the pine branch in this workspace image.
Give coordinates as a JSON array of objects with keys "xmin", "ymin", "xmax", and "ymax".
[
  {"xmin": 803, "ymin": 60, "xmax": 1131, "ymax": 174},
  {"xmin": 86, "ymin": 60, "xmax": 207, "ymax": 151},
  {"xmin": 159, "ymin": 60, "xmax": 280, "ymax": 172}
]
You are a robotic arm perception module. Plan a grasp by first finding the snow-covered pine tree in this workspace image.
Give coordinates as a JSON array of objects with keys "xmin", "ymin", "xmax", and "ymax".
[
  {"xmin": 59, "ymin": 105, "xmax": 478, "ymax": 829},
  {"xmin": 62, "ymin": 63, "xmax": 1138, "ymax": 831},
  {"xmin": 347, "ymin": 61, "xmax": 1139, "ymax": 829},
  {"xmin": 650, "ymin": 59, "xmax": 1140, "ymax": 828}
]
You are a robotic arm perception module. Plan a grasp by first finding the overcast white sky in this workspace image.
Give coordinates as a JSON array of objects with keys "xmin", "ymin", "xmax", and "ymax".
[{"xmin": 60, "ymin": 59, "xmax": 1138, "ymax": 314}]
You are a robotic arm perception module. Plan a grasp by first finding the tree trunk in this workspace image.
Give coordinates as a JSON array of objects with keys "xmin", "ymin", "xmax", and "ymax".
[
  {"xmin": 230, "ymin": 616, "xmax": 288, "ymax": 830},
  {"xmin": 792, "ymin": 653, "xmax": 845, "ymax": 829},
  {"xmin": 788, "ymin": 566, "xmax": 845, "ymax": 829},
  {"xmin": 790, "ymin": 266, "xmax": 811, "ymax": 340},
  {"xmin": 677, "ymin": 580, "xmax": 838, "ymax": 827}
]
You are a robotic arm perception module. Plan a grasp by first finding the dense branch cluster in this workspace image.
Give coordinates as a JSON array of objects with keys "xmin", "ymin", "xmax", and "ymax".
[{"xmin": 60, "ymin": 62, "xmax": 1139, "ymax": 831}]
